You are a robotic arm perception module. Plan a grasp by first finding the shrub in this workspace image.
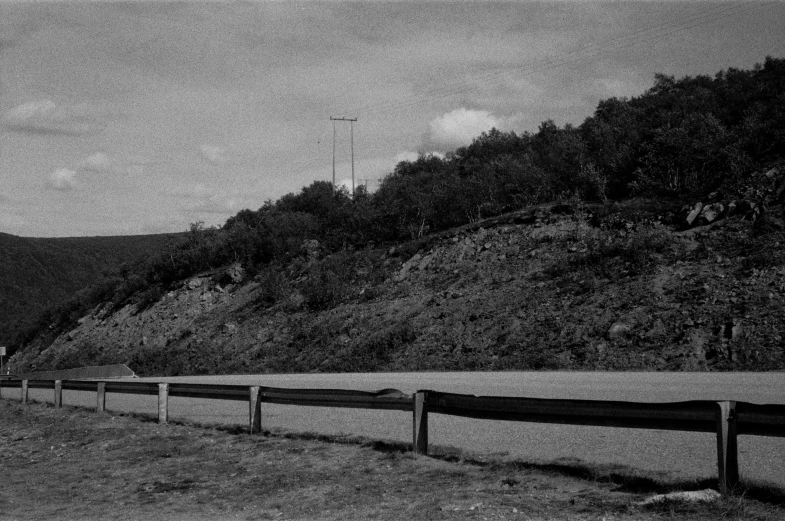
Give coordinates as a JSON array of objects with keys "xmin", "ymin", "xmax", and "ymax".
[
  {"xmin": 301, "ymin": 254, "xmax": 353, "ymax": 311},
  {"xmin": 254, "ymin": 267, "xmax": 289, "ymax": 308}
]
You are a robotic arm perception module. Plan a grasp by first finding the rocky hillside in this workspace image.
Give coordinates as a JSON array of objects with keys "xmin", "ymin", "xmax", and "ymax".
[{"xmin": 10, "ymin": 163, "xmax": 785, "ymax": 376}]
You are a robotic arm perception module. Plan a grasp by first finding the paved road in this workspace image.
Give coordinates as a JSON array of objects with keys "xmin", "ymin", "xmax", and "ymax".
[{"xmin": 13, "ymin": 371, "xmax": 785, "ymax": 486}]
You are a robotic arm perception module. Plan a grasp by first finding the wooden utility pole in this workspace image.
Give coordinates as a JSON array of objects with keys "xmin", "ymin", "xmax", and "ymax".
[{"xmin": 329, "ymin": 116, "xmax": 357, "ymax": 196}]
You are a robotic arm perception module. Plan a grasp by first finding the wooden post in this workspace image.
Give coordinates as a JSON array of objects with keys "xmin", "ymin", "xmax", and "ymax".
[
  {"xmin": 22, "ymin": 379, "xmax": 29, "ymax": 404},
  {"xmin": 96, "ymin": 382, "xmax": 106, "ymax": 412},
  {"xmin": 249, "ymin": 386, "xmax": 262, "ymax": 434},
  {"xmin": 716, "ymin": 401, "xmax": 739, "ymax": 494},
  {"xmin": 158, "ymin": 383, "xmax": 169, "ymax": 424},
  {"xmin": 54, "ymin": 380, "xmax": 62, "ymax": 407},
  {"xmin": 413, "ymin": 391, "xmax": 428, "ymax": 455}
]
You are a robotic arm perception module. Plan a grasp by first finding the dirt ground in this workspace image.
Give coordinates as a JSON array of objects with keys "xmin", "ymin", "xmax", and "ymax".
[{"xmin": 0, "ymin": 399, "xmax": 782, "ymax": 521}]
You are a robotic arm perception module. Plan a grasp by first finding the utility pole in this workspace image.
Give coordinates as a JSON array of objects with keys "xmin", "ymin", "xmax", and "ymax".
[{"xmin": 329, "ymin": 116, "xmax": 357, "ymax": 196}]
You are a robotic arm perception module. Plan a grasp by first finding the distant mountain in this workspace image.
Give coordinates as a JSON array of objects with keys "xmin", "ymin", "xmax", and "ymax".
[{"xmin": 0, "ymin": 232, "xmax": 184, "ymax": 351}]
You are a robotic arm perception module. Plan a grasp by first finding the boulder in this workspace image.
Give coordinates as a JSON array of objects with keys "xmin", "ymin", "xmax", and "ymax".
[
  {"xmin": 607, "ymin": 322, "xmax": 632, "ymax": 340},
  {"xmin": 215, "ymin": 263, "xmax": 244, "ymax": 285},
  {"xmin": 639, "ymin": 489, "xmax": 720, "ymax": 505},
  {"xmin": 699, "ymin": 202, "xmax": 724, "ymax": 225},
  {"xmin": 222, "ymin": 323, "xmax": 238, "ymax": 335},
  {"xmin": 678, "ymin": 202, "xmax": 703, "ymax": 228}
]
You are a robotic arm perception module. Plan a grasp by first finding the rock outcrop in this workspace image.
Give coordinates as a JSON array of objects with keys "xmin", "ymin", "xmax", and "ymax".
[{"xmin": 10, "ymin": 187, "xmax": 785, "ymax": 375}]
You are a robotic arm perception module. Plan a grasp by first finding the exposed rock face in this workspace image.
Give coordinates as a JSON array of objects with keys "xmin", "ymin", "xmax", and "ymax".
[
  {"xmin": 10, "ymin": 194, "xmax": 785, "ymax": 375},
  {"xmin": 674, "ymin": 162, "xmax": 785, "ymax": 231}
]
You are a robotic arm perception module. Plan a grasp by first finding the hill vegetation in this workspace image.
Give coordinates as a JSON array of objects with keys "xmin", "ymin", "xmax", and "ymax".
[
  {"xmin": 6, "ymin": 57, "xmax": 785, "ymax": 374},
  {"xmin": 0, "ymin": 233, "xmax": 183, "ymax": 354}
]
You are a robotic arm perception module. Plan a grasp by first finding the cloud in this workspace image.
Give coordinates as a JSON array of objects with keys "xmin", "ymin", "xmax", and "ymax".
[
  {"xmin": 3, "ymin": 100, "xmax": 108, "ymax": 136},
  {"xmin": 79, "ymin": 152, "xmax": 113, "ymax": 172},
  {"xmin": 5, "ymin": 100, "xmax": 56, "ymax": 122},
  {"xmin": 200, "ymin": 145, "xmax": 227, "ymax": 164},
  {"xmin": 47, "ymin": 168, "xmax": 77, "ymax": 191},
  {"xmin": 424, "ymin": 108, "xmax": 503, "ymax": 151}
]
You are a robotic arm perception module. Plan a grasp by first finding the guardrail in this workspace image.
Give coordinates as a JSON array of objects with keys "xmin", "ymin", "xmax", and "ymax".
[
  {"xmin": 13, "ymin": 364, "xmax": 136, "ymax": 381},
  {"xmin": 2, "ymin": 378, "xmax": 783, "ymax": 495}
]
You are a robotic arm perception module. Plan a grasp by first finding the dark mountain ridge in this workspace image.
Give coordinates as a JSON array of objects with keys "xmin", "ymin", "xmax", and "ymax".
[{"xmin": 0, "ymin": 232, "xmax": 184, "ymax": 352}]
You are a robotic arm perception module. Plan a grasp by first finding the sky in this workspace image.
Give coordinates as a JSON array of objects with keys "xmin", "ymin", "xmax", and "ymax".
[{"xmin": 1, "ymin": 1, "xmax": 784, "ymax": 237}]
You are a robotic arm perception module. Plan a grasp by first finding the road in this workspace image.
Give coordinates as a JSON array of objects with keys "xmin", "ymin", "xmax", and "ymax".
[{"xmin": 12, "ymin": 371, "xmax": 785, "ymax": 487}]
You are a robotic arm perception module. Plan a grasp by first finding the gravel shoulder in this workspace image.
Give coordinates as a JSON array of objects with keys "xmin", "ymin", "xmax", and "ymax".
[{"xmin": 1, "ymin": 399, "xmax": 783, "ymax": 520}]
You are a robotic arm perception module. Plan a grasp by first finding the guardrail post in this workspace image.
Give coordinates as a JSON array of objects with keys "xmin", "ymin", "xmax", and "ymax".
[
  {"xmin": 249, "ymin": 386, "xmax": 262, "ymax": 434},
  {"xmin": 716, "ymin": 401, "xmax": 739, "ymax": 495},
  {"xmin": 22, "ymin": 379, "xmax": 29, "ymax": 404},
  {"xmin": 54, "ymin": 380, "xmax": 62, "ymax": 407},
  {"xmin": 96, "ymin": 382, "xmax": 106, "ymax": 412},
  {"xmin": 158, "ymin": 383, "xmax": 169, "ymax": 424},
  {"xmin": 413, "ymin": 391, "xmax": 428, "ymax": 455}
]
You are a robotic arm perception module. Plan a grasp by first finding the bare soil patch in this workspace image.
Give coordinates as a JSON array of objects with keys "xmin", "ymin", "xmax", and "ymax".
[{"xmin": 0, "ymin": 399, "xmax": 782, "ymax": 520}]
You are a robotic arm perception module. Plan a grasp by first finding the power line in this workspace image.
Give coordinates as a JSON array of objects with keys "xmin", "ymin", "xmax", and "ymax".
[{"xmin": 338, "ymin": 0, "xmax": 774, "ymax": 119}]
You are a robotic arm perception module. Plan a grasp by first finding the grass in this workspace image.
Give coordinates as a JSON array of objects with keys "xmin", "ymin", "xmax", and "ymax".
[{"xmin": 4, "ymin": 397, "xmax": 785, "ymax": 520}]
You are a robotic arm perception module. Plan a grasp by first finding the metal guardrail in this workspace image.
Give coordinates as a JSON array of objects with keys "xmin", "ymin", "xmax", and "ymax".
[
  {"xmin": 258, "ymin": 387, "xmax": 412, "ymax": 410},
  {"xmin": 14, "ymin": 364, "xmax": 135, "ymax": 381},
  {"xmin": 426, "ymin": 392, "xmax": 721, "ymax": 433},
  {"xmin": 1, "ymin": 378, "xmax": 783, "ymax": 495},
  {"xmin": 736, "ymin": 402, "xmax": 785, "ymax": 437}
]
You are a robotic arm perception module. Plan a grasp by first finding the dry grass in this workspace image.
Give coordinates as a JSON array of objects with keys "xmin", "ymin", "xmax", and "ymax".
[{"xmin": 2, "ymin": 398, "xmax": 783, "ymax": 521}]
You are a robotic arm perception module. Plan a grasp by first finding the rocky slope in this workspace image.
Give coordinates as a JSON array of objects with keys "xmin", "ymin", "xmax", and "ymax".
[{"xmin": 11, "ymin": 166, "xmax": 785, "ymax": 376}]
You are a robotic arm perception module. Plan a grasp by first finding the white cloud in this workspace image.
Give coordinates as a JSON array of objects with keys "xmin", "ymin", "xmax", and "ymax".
[
  {"xmin": 79, "ymin": 152, "xmax": 112, "ymax": 172},
  {"xmin": 48, "ymin": 168, "xmax": 77, "ymax": 191},
  {"xmin": 3, "ymin": 100, "xmax": 107, "ymax": 136},
  {"xmin": 4, "ymin": 100, "xmax": 56, "ymax": 123},
  {"xmin": 200, "ymin": 144, "xmax": 227, "ymax": 164},
  {"xmin": 426, "ymin": 108, "xmax": 503, "ymax": 151}
]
